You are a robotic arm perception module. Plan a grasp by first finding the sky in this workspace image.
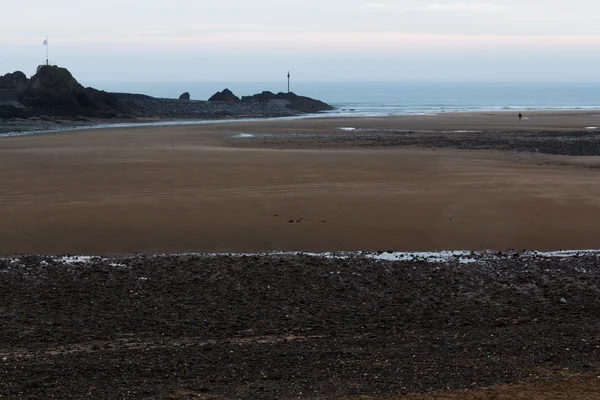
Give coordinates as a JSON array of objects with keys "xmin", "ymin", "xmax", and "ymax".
[{"xmin": 2, "ymin": 0, "xmax": 600, "ymax": 82}]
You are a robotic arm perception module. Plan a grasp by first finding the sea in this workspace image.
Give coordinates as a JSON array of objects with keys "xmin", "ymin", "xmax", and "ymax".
[{"xmin": 86, "ymin": 81, "xmax": 600, "ymax": 117}]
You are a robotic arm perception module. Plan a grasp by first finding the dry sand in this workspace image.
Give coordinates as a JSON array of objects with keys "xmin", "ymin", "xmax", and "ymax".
[
  {"xmin": 1, "ymin": 111, "xmax": 600, "ymax": 256},
  {"xmin": 2, "ymin": 111, "xmax": 600, "ymax": 399}
]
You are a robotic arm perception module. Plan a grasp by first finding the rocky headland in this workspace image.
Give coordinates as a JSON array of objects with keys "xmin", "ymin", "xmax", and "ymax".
[
  {"xmin": 241, "ymin": 91, "xmax": 334, "ymax": 113},
  {"xmin": 0, "ymin": 66, "xmax": 334, "ymax": 134}
]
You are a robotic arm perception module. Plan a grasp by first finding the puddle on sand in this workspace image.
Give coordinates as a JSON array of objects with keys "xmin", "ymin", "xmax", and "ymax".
[
  {"xmin": 232, "ymin": 132, "xmax": 323, "ymax": 139},
  {"xmin": 585, "ymin": 127, "xmax": 599, "ymax": 130},
  {"xmin": 337, "ymin": 127, "xmax": 383, "ymax": 133}
]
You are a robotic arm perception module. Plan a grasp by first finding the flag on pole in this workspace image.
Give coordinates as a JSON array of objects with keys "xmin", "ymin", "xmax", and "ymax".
[{"xmin": 43, "ymin": 36, "xmax": 49, "ymax": 66}]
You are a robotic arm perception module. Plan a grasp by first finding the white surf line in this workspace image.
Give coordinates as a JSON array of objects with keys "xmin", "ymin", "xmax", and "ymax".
[
  {"xmin": 0, "ymin": 116, "xmax": 308, "ymax": 138},
  {"xmin": 0, "ymin": 109, "xmax": 427, "ymax": 138},
  {"xmin": 2, "ymin": 250, "xmax": 600, "ymax": 267},
  {"xmin": 0, "ymin": 112, "xmax": 355, "ymax": 138}
]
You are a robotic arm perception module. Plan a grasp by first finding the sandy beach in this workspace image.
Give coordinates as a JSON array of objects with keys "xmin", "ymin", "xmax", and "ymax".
[
  {"xmin": 1, "ymin": 111, "xmax": 600, "ymax": 255},
  {"xmin": 2, "ymin": 111, "xmax": 600, "ymax": 399}
]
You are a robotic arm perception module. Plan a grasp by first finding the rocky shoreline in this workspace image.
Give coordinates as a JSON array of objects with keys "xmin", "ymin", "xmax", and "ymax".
[
  {"xmin": 0, "ymin": 99, "xmax": 320, "ymax": 136},
  {"xmin": 2, "ymin": 251, "xmax": 600, "ymax": 399},
  {"xmin": 114, "ymin": 92, "xmax": 301, "ymax": 119},
  {"xmin": 0, "ymin": 65, "xmax": 334, "ymax": 134},
  {"xmin": 233, "ymin": 128, "xmax": 600, "ymax": 156}
]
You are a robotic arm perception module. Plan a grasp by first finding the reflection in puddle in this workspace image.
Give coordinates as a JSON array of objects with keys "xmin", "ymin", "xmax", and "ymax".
[
  {"xmin": 338, "ymin": 127, "xmax": 357, "ymax": 131},
  {"xmin": 232, "ymin": 133, "xmax": 256, "ymax": 138}
]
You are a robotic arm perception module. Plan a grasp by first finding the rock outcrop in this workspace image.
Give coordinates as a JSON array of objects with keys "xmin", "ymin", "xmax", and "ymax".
[
  {"xmin": 0, "ymin": 104, "xmax": 30, "ymax": 119},
  {"xmin": 18, "ymin": 66, "xmax": 126, "ymax": 117},
  {"xmin": 241, "ymin": 91, "xmax": 333, "ymax": 113},
  {"xmin": 0, "ymin": 71, "xmax": 30, "ymax": 118},
  {"xmin": 0, "ymin": 71, "xmax": 29, "ymax": 91},
  {"xmin": 1, "ymin": 65, "xmax": 335, "ymax": 122},
  {"xmin": 208, "ymin": 89, "xmax": 240, "ymax": 103}
]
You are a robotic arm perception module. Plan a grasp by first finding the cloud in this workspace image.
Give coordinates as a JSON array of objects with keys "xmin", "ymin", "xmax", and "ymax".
[
  {"xmin": 365, "ymin": 3, "xmax": 387, "ymax": 7},
  {"xmin": 22, "ymin": 32, "xmax": 598, "ymax": 55},
  {"xmin": 425, "ymin": 3, "xmax": 509, "ymax": 11},
  {"xmin": 132, "ymin": 30, "xmax": 171, "ymax": 36}
]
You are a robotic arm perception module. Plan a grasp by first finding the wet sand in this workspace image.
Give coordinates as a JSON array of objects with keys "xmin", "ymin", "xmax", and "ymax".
[
  {"xmin": 1, "ymin": 111, "xmax": 600, "ymax": 255},
  {"xmin": 2, "ymin": 111, "xmax": 600, "ymax": 399}
]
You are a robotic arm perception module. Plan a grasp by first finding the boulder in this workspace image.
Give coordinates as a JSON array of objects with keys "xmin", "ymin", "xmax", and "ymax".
[
  {"xmin": 0, "ymin": 71, "xmax": 29, "ymax": 91},
  {"xmin": 208, "ymin": 88, "xmax": 240, "ymax": 103},
  {"xmin": 241, "ymin": 91, "xmax": 333, "ymax": 113},
  {"xmin": 0, "ymin": 104, "xmax": 31, "ymax": 119},
  {"xmin": 241, "ymin": 91, "xmax": 275, "ymax": 103},
  {"xmin": 179, "ymin": 92, "xmax": 190, "ymax": 100}
]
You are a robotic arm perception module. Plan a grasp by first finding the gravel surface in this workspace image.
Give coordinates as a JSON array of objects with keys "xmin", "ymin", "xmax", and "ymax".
[
  {"xmin": 2, "ymin": 252, "xmax": 600, "ymax": 399},
  {"xmin": 239, "ymin": 129, "xmax": 600, "ymax": 156},
  {"xmin": 117, "ymin": 97, "xmax": 300, "ymax": 119}
]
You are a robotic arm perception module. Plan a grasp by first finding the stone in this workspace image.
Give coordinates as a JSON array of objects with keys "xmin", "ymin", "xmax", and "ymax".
[
  {"xmin": 0, "ymin": 104, "xmax": 31, "ymax": 119},
  {"xmin": 208, "ymin": 89, "xmax": 240, "ymax": 103},
  {"xmin": 179, "ymin": 92, "xmax": 190, "ymax": 100},
  {"xmin": 241, "ymin": 91, "xmax": 333, "ymax": 113},
  {"xmin": 0, "ymin": 71, "xmax": 29, "ymax": 91}
]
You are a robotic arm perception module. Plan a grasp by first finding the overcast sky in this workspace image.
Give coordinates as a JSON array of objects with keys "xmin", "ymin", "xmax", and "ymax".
[{"xmin": 2, "ymin": 0, "xmax": 600, "ymax": 82}]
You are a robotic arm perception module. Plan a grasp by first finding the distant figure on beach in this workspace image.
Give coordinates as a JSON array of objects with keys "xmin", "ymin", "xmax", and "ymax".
[{"xmin": 518, "ymin": 113, "xmax": 523, "ymax": 120}]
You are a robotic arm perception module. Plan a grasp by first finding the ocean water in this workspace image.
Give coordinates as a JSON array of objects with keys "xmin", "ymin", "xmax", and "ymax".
[{"xmin": 85, "ymin": 81, "xmax": 600, "ymax": 116}]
